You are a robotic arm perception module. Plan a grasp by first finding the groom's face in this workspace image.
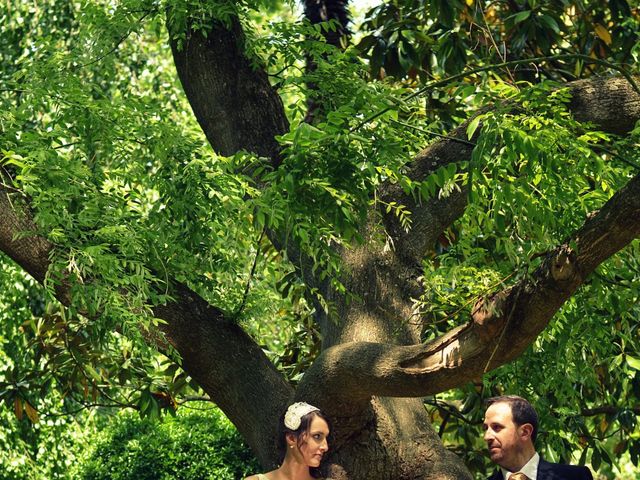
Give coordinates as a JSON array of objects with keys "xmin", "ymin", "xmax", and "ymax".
[{"xmin": 483, "ymin": 402, "xmax": 526, "ymax": 471}]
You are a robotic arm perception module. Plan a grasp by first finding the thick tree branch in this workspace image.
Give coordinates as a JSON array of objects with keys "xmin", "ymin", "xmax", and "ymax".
[
  {"xmin": 299, "ymin": 172, "xmax": 640, "ymax": 400},
  {"xmin": 0, "ymin": 185, "xmax": 292, "ymax": 467},
  {"xmin": 154, "ymin": 284, "xmax": 292, "ymax": 467},
  {"xmin": 169, "ymin": 17, "xmax": 289, "ymax": 164},
  {"xmin": 302, "ymin": 0, "xmax": 351, "ymax": 123},
  {"xmin": 315, "ymin": 75, "xmax": 640, "ymax": 364},
  {"xmin": 0, "ymin": 190, "xmax": 56, "ymax": 293},
  {"xmin": 166, "ymin": 14, "xmax": 640, "ymax": 360}
]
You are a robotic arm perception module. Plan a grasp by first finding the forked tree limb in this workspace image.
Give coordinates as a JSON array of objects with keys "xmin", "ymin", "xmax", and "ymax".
[
  {"xmin": 379, "ymin": 75, "xmax": 640, "ymax": 268},
  {"xmin": 167, "ymin": 15, "xmax": 640, "ymax": 310},
  {"xmin": 298, "ymin": 172, "xmax": 640, "ymax": 403}
]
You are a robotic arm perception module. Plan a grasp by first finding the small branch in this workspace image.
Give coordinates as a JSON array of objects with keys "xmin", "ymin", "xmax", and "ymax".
[
  {"xmin": 79, "ymin": 9, "xmax": 155, "ymax": 68},
  {"xmin": 39, "ymin": 400, "xmax": 138, "ymax": 419},
  {"xmin": 178, "ymin": 395, "xmax": 213, "ymax": 404},
  {"xmin": 580, "ymin": 405, "xmax": 640, "ymax": 416},
  {"xmin": 483, "ymin": 267, "xmax": 527, "ymax": 373},
  {"xmin": 592, "ymin": 145, "xmax": 640, "ymax": 172},
  {"xmin": 53, "ymin": 142, "xmax": 81, "ymax": 150},
  {"xmin": 63, "ymin": 332, "xmax": 134, "ymax": 409},
  {"xmin": 593, "ymin": 271, "xmax": 635, "ymax": 288},
  {"xmin": 438, "ymin": 409, "xmax": 451, "ymax": 437},
  {"xmin": 233, "ymin": 226, "xmax": 266, "ymax": 318},
  {"xmin": 426, "ymin": 398, "xmax": 480, "ymax": 426},
  {"xmin": 390, "ymin": 119, "xmax": 476, "ymax": 147},
  {"xmin": 0, "ymin": 181, "xmax": 25, "ymax": 196}
]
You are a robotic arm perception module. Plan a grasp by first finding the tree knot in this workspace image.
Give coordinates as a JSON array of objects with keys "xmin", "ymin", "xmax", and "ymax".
[
  {"xmin": 550, "ymin": 245, "xmax": 578, "ymax": 282},
  {"xmin": 471, "ymin": 290, "xmax": 509, "ymax": 341}
]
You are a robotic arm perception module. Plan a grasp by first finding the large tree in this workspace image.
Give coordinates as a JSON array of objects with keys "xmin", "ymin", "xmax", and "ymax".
[{"xmin": 1, "ymin": 0, "xmax": 639, "ymax": 478}]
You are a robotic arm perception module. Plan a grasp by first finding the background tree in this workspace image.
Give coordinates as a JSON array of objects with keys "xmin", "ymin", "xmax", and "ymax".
[{"xmin": 1, "ymin": 0, "xmax": 639, "ymax": 478}]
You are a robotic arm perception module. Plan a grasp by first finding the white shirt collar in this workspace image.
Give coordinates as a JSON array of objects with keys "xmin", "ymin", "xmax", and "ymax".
[{"xmin": 501, "ymin": 452, "xmax": 540, "ymax": 480}]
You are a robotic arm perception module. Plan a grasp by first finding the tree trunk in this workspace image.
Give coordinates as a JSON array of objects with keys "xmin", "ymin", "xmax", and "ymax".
[{"xmin": 321, "ymin": 398, "xmax": 472, "ymax": 479}]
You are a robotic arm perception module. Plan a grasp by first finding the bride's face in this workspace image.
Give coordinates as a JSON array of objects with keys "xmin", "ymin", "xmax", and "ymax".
[{"xmin": 290, "ymin": 415, "xmax": 330, "ymax": 467}]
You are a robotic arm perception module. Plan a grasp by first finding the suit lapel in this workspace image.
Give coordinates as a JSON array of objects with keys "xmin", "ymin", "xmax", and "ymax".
[
  {"xmin": 488, "ymin": 469, "xmax": 503, "ymax": 480},
  {"xmin": 536, "ymin": 458, "xmax": 556, "ymax": 480}
]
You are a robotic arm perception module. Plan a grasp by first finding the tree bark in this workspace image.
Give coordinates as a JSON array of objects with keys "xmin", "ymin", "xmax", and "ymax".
[{"xmin": 169, "ymin": 17, "xmax": 289, "ymax": 164}]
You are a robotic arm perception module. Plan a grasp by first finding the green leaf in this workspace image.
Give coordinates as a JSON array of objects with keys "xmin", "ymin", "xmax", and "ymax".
[
  {"xmin": 626, "ymin": 355, "xmax": 640, "ymax": 371},
  {"xmin": 467, "ymin": 115, "xmax": 483, "ymax": 140},
  {"xmin": 84, "ymin": 364, "xmax": 102, "ymax": 382},
  {"xmin": 511, "ymin": 10, "xmax": 532, "ymax": 24},
  {"xmin": 538, "ymin": 14, "xmax": 560, "ymax": 33}
]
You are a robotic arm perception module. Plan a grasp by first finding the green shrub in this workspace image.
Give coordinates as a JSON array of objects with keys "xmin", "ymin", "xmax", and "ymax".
[{"xmin": 74, "ymin": 405, "xmax": 259, "ymax": 480}]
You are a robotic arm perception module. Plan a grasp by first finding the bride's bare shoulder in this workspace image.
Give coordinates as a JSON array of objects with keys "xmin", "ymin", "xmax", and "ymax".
[
  {"xmin": 244, "ymin": 467, "xmax": 281, "ymax": 480},
  {"xmin": 244, "ymin": 473, "xmax": 271, "ymax": 480}
]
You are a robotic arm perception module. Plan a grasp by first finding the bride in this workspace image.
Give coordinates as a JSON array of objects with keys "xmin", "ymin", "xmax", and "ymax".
[{"xmin": 245, "ymin": 402, "xmax": 331, "ymax": 480}]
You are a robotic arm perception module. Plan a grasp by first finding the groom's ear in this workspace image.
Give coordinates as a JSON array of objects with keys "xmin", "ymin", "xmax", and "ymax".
[{"xmin": 520, "ymin": 423, "xmax": 534, "ymax": 442}]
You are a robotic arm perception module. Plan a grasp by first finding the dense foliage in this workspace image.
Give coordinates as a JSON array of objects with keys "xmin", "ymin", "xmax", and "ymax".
[
  {"xmin": 74, "ymin": 405, "xmax": 259, "ymax": 480},
  {"xmin": 0, "ymin": 258, "xmax": 95, "ymax": 480},
  {"xmin": 1, "ymin": 0, "xmax": 639, "ymax": 477}
]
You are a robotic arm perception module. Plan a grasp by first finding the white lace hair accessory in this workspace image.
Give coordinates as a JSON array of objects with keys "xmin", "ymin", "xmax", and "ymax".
[{"xmin": 283, "ymin": 402, "xmax": 320, "ymax": 430}]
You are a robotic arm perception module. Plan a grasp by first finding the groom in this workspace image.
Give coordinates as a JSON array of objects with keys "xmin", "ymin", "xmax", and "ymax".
[{"xmin": 483, "ymin": 395, "xmax": 593, "ymax": 480}]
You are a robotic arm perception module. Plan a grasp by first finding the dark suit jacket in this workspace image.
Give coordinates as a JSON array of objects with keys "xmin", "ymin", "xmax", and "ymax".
[{"xmin": 488, "ymin": 458, "xmax": 593, "ymax": 480}]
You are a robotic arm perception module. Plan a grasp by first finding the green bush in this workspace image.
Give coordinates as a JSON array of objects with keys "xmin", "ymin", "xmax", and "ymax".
[{"xmin": 74, "ymin": 405, "xmax": 259, "ymax": 480}]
